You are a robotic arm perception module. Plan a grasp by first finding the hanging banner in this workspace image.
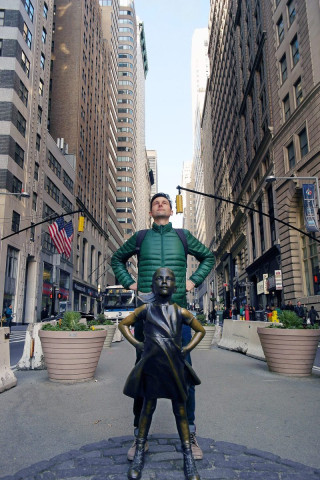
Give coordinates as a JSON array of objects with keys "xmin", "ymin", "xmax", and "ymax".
[{"xmin": 302, "ymin": 184, "xmax": 320, "ymax": 232}]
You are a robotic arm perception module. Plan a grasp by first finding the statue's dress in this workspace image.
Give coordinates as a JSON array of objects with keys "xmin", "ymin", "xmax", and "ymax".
[{"xmin": 123, "ymin": 303, "xmax": 201, "ymax": 402}]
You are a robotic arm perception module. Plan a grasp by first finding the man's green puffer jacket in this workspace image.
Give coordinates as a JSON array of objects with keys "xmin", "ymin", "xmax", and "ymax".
[{"xmin": 111, "ymin": 222, "xmax": 215, "ymax": 308}]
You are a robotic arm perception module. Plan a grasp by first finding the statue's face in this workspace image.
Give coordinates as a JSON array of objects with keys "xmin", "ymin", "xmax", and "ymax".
[{"xmin": 152, "ymin": 268, "xmax": 176, "ymax": 297}]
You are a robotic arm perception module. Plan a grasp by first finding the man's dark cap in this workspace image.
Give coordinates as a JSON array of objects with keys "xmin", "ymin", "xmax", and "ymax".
[{"xmin": 150, "ymin": 192, "xmax": 172, "ymax": 209}]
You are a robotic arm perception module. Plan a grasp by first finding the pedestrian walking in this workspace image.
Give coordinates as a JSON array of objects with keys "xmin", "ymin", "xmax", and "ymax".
[
  {"xmin": 112, "ymin": 192, "xmax": 214, "ymax": 461},
  {"xmin": 119, "ymin": 268, "xmax": 204, "ymax": 480},
  {"xmin": 5, "ymin": 304, "xmax": 13, "ymax": 332},
  {"xmin": 208, "ymin": 307, "xmax": 216, "ymax": 323},
  {"xmin": 307, "ymin": 306, "xmax": 319, "ymax": 326}
]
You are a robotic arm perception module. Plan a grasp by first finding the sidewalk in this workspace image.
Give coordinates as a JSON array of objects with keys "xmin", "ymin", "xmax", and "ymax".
[{"xmin": 0, "ymin": 341, "xmax": 319, "ymax": 479}]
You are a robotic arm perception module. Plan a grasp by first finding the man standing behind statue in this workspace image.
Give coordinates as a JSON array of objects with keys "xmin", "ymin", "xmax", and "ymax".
[{"xmin": 112, "ymin": 193, "xmax": 214, "ymax": 461}]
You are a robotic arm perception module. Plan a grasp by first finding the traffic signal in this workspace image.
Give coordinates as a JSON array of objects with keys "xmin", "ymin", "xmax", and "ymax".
[
  {"xmin": 49, "ymin": 293, "xmax": 53, "ymax": 299},
  {"xmin": 78, "ymin": 216, "xmax": 85, "ymax": 232},
  {"xmin": 176, "ymin": 194, "xmax": 183, "ymax": 213},
  {"xmin": 57, "ymin": 293, "xmax": 62, "ymax": 300}
]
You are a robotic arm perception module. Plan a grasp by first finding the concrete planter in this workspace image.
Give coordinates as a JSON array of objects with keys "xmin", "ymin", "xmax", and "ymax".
[
  {"xmin": 39, "ymin": 329, "xmax": 107, "ymax": 382},
  {"xmin": 92, "ymin": 324, "xmax": 117, "ymax": 348},
  {"xmin": 257, "ymin": 327, "xmax": 320, "ymax": 377},
  {"xmin": 196, "ymin": 325, "xmax": 216, "ymax": 350}
]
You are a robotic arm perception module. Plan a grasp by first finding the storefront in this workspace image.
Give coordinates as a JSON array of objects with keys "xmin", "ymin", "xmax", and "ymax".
[{"xmin": 73, "ymin": 281, "xmax": 98, "ymax": 314}]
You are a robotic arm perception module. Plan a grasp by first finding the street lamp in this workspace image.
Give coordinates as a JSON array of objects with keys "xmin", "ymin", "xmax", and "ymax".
[
  {"xmin": 265, "ymin": 175, "xmax": 320, "ymax": 210},
  {"xmin": 0, "ymin": 191, "xmax": 30, "ymax": 198}
]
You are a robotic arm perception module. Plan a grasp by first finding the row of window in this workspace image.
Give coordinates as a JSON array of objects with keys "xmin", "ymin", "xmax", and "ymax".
[
  {"xmin": 276, "ymin": 0, "xmax": 296, "ymax": 46},
  {"xmin": 282, "ymin": 76, "xmax": 302, "ymax": 121},
  {"xmin": 279, "ymin": 35, "xmax": 299, "ymax": 84},
  {"xmin": 286, "ymin": 127, "xmax": 309, "ymax": 170}
]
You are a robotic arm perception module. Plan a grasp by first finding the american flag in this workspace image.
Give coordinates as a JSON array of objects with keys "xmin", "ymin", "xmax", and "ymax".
[
  {"xmin": 64, "ymin": 220, "xmax": 74, "ymax": 258},
  {"xmin": 48, "ymin": 217, "xmax": 66, "ymax": 254}
]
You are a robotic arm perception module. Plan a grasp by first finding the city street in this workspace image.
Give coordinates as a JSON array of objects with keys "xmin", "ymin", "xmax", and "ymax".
[
  {"xmin": 1, "ymin": 340, "xmax": 320, "ymax": 479},
  {"xmin": 9, "ymin": 323, "xmax": 320, "ymax": 371}
]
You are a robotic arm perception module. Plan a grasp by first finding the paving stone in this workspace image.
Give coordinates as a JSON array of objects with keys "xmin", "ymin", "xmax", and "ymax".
[{"xmin": 2, "ymin": 435, "xmax": 320, "ymax": 480}]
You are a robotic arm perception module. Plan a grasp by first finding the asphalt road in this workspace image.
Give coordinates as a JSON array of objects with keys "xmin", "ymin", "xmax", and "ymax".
[{"xmin": 1, "ymin": 338, "xmax": 320, "ymax": 478}]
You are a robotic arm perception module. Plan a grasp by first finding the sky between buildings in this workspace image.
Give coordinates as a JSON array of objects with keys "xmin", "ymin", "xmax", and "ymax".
[{"xmin": 134, "ymin": 0, "xmax": 210, "ymax": 226}]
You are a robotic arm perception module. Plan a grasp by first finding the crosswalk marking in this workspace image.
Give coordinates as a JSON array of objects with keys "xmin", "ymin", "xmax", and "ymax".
[{"xmin": 9, "ymin": 332, "xmax": 26, "ymax": 344}]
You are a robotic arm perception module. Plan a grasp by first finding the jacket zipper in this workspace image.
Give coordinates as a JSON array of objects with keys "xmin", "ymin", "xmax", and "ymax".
[{"xmin": 160, "ymin": 225, "xmax": 164, "ymax": 266}]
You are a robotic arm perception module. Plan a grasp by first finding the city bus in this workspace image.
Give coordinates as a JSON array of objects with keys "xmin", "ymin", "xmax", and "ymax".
[{"xmin": 103, "ymin": 285, "xmax": 137, "ymax": 321}]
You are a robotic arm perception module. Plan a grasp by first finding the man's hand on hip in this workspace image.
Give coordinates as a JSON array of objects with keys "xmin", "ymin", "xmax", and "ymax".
[
  {"xmin": 186, "ymin": 280, "xmax": 195, "ymax": 292},
  {"xmin": 129, "ymin": 283, "xmax": 138, "ymax": 291}
]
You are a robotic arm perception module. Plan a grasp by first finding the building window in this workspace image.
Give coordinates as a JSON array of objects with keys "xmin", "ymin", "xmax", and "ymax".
[
  {"xmin": 18, "ymin": 80, "xmax": 28, "ymax": 106},
  {"xmin": 294, "ymin": 78, "xmax": 303, "ymax": 106},
  {"xmin": 32, "ymin": 192, "xmax": 37, "ymax": 211},
  {"xmin": 299, "ymin": 128, "xmax": 308, "ymax": 157},
  {"xmin": 287, "ymin": 141, "xmax": 295, "ymax": 169},
  {"xmin": 36, "ymin": 134, "xmax": 41, "ymax": 151},
  {"xmin": 34, "ymin": 162, "xmax": 39, "ymax": 181},
  {"xmin": 12, "ymin": 176, "xmax": 22, "ymax": 194},
  {"xmin": 40, "ymin": 52, "xmax": 45, "ymax": 69},
  {"xmin": 277, "ymin": 16, "xmax": 284, "ymax": 44},
  {"xmin": 283, "ymin": 94, "xmax": 290, "ymax": 121},
  {"xmin": 45, "ymin": 176, "xmax": 60, "ymax": 203},
  {"xmin": 15, "ymin": 143, "xmax": 24, "ymax": 168},
  {"xmin": 39, "ymin": 79, "xmax": 44, "ymax": 96},
  {"xmin": 291, "ymin": 35, "xmax": 300, "ymax": 66},
  {"xmin": 63, "ymin": 171, "xmax": 74, "ymax": 191},
  {"xmin": 17, "ymin": 111, "xmax": 26, "ymax": 136},
  {"xmin": 48, "ymin": 151, "xmax": 61, "ymax": 178},
  {"xmin": 24, "ymin": 0, "xmax": 34, "ymax": 22},
  {"xmin": 250, "ymin": 213, "xmax": 256, "ymax": 259},
  {"xmin": 301, "ymin": 232, "xmax": 320, "ymax": 296},
  {"xmin": 267, "ymin": 187, "xmax": 276, "ymax": 244},
  {"xmin": 258, "ymin": 199, "xmax": 265, "ymax": 252},
  {"xmin": 280, "ymin": 55, "xmax": 287, "ymax": 83},
  {"xmin": 287, "ymin": 0, "xmax": 296, "ymax": 25},
  {"xmin": 43, "ymin": 202, "xmax": 55, "ymax": 220},
  {"xmin": 23, "ymin": 23, "xmax": 32, "ymax": 49},
  {"xmin": 21, "ymin": 51, "xmax": 30, "ymax": 77},
  {"xmin": 0, "ymin": 9, "xmax": 4, "ymax": 26},
  {"xmin": 42, "ymin": 27, "xmax": 47, "ymax": 43},
  {"xmin": 38, "ymin": 106, "xmax": 42, "ymax": 123},
  {"xmin": 62, "ymin": 194, "xmax": 72, "ymax": 212},
  {"xmin": 43, "ymin": 2, "xmax": 48, "ymax": 19},
  {"xmin": 12, "ymin": 211, "xmax": 20, "ymax": 233}
]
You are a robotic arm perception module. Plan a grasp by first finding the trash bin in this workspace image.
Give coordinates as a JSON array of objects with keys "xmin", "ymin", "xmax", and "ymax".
[{"xmin": 217, "ymin": 311, "xmax": 223, "ymax": 325}]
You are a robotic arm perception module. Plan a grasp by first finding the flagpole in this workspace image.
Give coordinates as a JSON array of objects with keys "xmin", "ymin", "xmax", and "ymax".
[{"xmin": 0, "ymin": 209, "xmax": 83, "ymax": 241}]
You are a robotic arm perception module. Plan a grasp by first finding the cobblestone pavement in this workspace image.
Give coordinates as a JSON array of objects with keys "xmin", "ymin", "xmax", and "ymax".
[{"xmin": 1, "ymin": 434, "xmax": 320, "ymax": 480}]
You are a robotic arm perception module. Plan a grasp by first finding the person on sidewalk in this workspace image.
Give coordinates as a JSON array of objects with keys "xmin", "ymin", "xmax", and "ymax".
[
  {"xmin": 294, "ymin": 301, "xmax": 305, "ymax": 321},
  {"xmin": 112, "ymin": 192, "xmax": 214, "ymax": 461},
  {"xmin": 307, "ymin": 306, "xmax": 319, "ymax": 326},
  {"xmin": 5, "ymin": 304, "xmax": 13, "ymax": 332},
  {"xmin": 119, "ymin": 268, "xmax": 205, "ymax": 480}
]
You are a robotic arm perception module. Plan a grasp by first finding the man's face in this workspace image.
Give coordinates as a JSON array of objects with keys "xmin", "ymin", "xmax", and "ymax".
[
  {"xmin": 149, "ymin": 196, "xmax": 173, "ymax": 222},
  {"xmin": 152, "ymin": 268, "xmax": 176, "ymax": 297}
]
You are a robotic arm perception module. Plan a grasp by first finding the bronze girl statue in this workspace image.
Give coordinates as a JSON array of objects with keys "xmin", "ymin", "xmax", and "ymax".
[{"xmin": 119, "ymin": 267, "xmax": 205, "ymax": 480}]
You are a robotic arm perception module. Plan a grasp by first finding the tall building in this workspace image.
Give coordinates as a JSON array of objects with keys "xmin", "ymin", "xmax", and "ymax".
[
  {"xmin": 0, "ymin": 0, "xmax": 77, "ymax": 322},
  {"xmin": 266, "ymin": 0, "xmax": 320, "ymax": 304},
  {"xmin": 115, "ymin": 0, "xmax": 137, "ymax": 238},
  {"xmin": 146, "ymin": 149, "xmax": 158, "ymax": 198},
  {"xmin": 182, "ymin": 161, "xmax": 198, "ymax": 309},
  {"xmin": 202, "ymin": 0, "xmax": 320, "ymax": 312},
  {"xmin": 50, "ymin": 0, "xmax": 123, "ymax": 312},
  {"xmin": 135, "ymin": 18, "xmax": 151, "ymax": 230}
]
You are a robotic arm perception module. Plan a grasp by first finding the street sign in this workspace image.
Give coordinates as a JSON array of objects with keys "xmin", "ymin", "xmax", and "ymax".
[{"xmin": 239, "ymin": 281, "xmax": 254, "ymax": 287}]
